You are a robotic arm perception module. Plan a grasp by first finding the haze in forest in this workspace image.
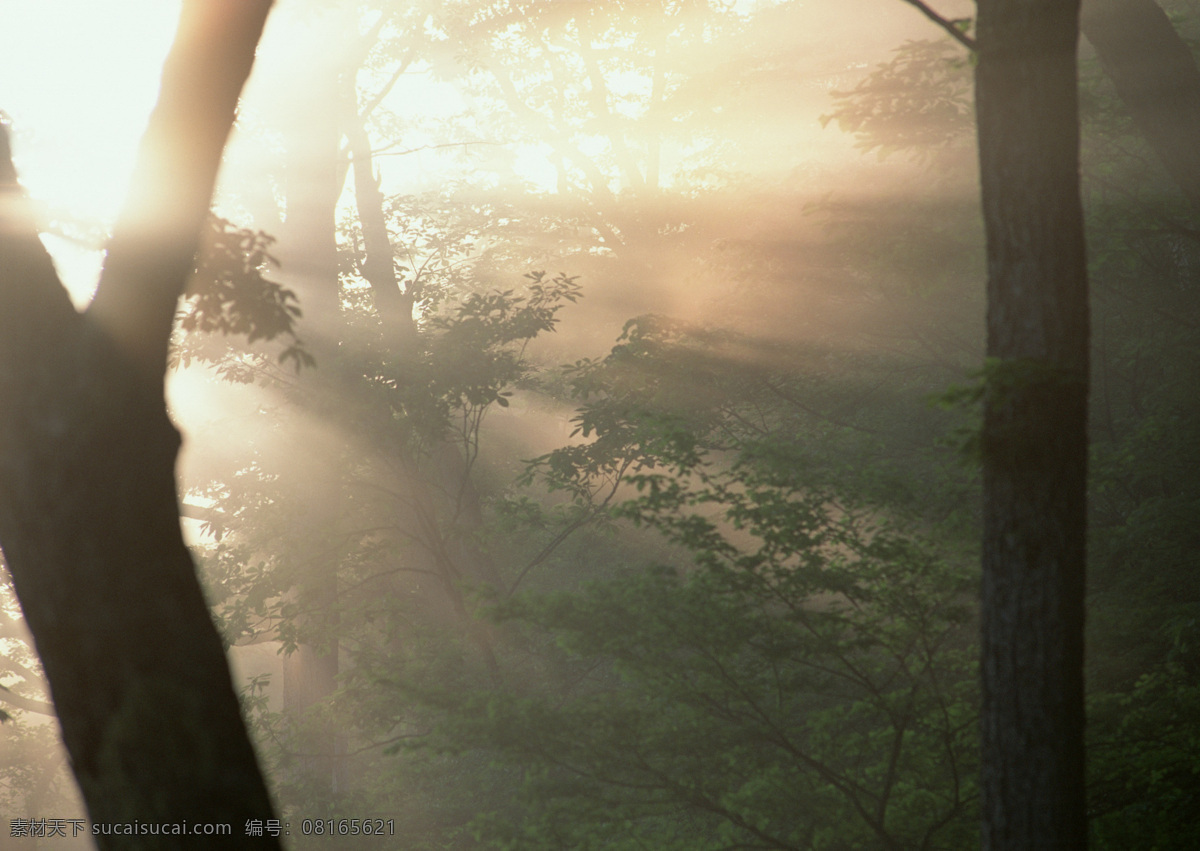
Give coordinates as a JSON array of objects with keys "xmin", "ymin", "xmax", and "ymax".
[
  {"xmin": 2, "ymin": 0, "xmax": 977, "ymax": 474},
  {"xmin": 0, "ymin": 0, "xmax": 1195, "ymax": 847}
]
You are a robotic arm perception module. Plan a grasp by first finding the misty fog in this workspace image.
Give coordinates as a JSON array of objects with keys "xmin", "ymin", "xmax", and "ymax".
[{"xmin": 0, "ymin": 0, "xmax": 1197, "ymax": 848}]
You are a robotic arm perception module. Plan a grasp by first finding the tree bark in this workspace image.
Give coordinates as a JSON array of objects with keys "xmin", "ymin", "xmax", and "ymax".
[
  {"xmin": 974, "ymin": 1, "xmax": 1090, "ymax": 849},
  {"xmin": 0, "ymin": 2, "xmax": 279, "ymax": 845},
  {"xmin": 1082, "ymin": 0, "xmax": 1200, "ymax": 212}
]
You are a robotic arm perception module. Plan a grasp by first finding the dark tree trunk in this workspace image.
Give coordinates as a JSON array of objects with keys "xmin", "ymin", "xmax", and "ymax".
[
  {"xmin": 0, "ymin": 2, "xmax": 279, "ymax": 845},
  {"xmin": 1082, "ymin": 0, "xmax": 1200, "ymax": 212},
  {"xmin": 974, "ymin": 1, "xmax": 1090, "ymax": 849}
]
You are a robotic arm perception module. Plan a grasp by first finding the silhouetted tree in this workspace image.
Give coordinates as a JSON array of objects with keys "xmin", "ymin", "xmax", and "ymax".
[
  {"xmin": 974, "ymin": 1, "xmax": 1090, "ymax": 848},
  {"xmin": 0, "ymin": 1, "xmax": 280, "ymax": 844}
]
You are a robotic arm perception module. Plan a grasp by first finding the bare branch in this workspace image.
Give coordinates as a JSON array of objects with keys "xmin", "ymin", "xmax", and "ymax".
[
  {"xmin": 899, "ymin": 1, "xmax": 977, "ymax": 52},
  {"xmin": 0, "ymin": 683, "xmax": 53, "ymax": 717}
]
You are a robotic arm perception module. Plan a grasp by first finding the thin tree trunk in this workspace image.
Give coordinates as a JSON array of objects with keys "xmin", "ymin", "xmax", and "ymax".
[
  {"xmin": 0, "ymin": 2, "xmax": 279, "ymax": 845},
  {"xmin": 273, "ymin": 44, "xmax": 348, "ymax": 803},
  {"xmin": 974, "ymin": 1, "xmax": 1090, "ymax": 848},
  {"xmin": 347, "ymin": 96, "xmax": 504, "ymax": 681}
]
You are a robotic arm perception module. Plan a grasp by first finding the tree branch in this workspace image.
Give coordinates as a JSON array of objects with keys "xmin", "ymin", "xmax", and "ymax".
[
  {"xmin": 0, "ymin": 122, "xmax": 79, "ymax": 353},
  {"xmin": 0, "ymin": 683, "xmax": 54, "ymax": 717},
  {"xmin": 88, "ymin": 0, "xmax": 274, "ymax": 378},
  {"xmin": 899, "ymin": 1, "xmax": 977, "ymax": 52}
]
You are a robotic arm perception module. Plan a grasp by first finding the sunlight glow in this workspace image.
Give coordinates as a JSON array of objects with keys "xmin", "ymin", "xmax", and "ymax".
[{"xmin": 0, "ymin": 0, "xmax": 181, "ymax": 300}]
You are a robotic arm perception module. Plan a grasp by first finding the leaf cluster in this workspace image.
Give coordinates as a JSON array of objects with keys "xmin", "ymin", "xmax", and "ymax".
[
  {"xmin": 172, "ymin": 215, "xmax": 313, "ymax": 372},
  {"xmin": 821, "ymin": 38, "xmax": 974, "ymax": 161},
  {"xmin": 408, "ymin": 314, "xmax": 982, "ymax": 848},
  {"xmin": 431, "ymin": 453, "xmax": 979, "ymax": 848}
]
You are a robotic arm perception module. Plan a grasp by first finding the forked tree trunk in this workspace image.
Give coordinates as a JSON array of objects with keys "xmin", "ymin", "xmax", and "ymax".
[
  {"xmin": 974, "ymin": 1, "xmax": 1090, "ymax": 849},
  {"xmin": 0, "ymin": 2, "xmax": 279, "ymax": 845}
]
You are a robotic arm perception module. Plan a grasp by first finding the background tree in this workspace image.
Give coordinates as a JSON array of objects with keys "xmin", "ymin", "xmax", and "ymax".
[{"xmin": 1081, "ymin": 0, "xmax": 1200, "ymax": 211}]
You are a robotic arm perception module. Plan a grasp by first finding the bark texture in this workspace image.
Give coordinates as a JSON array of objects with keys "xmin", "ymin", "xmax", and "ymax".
[
  {"xmin": 0, "ymin": 2, "xmax": 279, "ymax": 845},
  {"xmin": 974, "ymin": 1, "xmax": 1090, "ymax": 848}
]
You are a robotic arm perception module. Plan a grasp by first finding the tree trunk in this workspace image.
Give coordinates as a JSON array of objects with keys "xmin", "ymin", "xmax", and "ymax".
[
  {"xmin": 974, "ymin": 1, "xmax": 1090, "ymax": 849},
  {"xmin": 0, "ymin": 2, "xmax": 279, "ymax": 845},
  {"xmin": 347, "ymin": 96, "xmax": 504, "ymax": 681},
  {"xmin": 1082, "ymin": 0, "xmax": 1200, "ymax": 212},
  {"xmin": 273, "ymin": 46, "xmax": 347, "ymax": 804}
]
